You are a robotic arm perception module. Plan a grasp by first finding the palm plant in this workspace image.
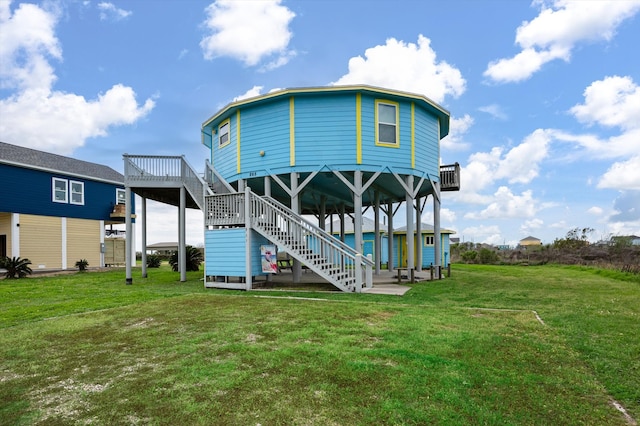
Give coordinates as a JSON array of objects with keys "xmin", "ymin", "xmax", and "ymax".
[
  {"xmin": 146, "ymin": 254, "xmax": 162, "ymax": 268},
  {"xmin": 169, "ymin": 246, "xmax": 203, "ymax": 272},
  {"xmin": 1, "ymin": 256, "xmax": 33, "ymax": 279},
  {"xmin": 75, "ymin": 259, "xmax": 89, "ymax": 271}
]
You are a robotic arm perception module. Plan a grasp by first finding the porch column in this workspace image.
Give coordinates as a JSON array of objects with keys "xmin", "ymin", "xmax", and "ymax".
[
  {"xmin": 374, "ymin": 191, "xmax": 381, "ymax": 274},
  {"xmin": 416, "ymin": 196, "xmax": 422, "ymax": 272},
  {"xmin": 179, "ymin": 185, "xmax": 186, "ymax": 282},
  {"xmin": 319, "ymin": 195, "xmax": 326, "ymax": 231},
  {"xmin": 264, "ymin": 176, "xmax": 272, "ymax": 283},
  {"xmin": 387, "ymin": 200, "xmax": 393, "ymax": 271},
  {"xmin": 405, "ymin": 175, "xmax": 414, "ymax": 271},
  {"xmin": 141, "ymin": 196, "xmax": 147, "ymax": 278},
  {"xmin": 433, "ymin": 181, "xmax": 441, "ymax": 279},
  {"xmin": 125, "ymin": 186, "xmax": 132, "ymax": 285},
  {"xmin": 353, "ymin": 170, "xmax": 363, "ymax": 255},
  {"xmin": 291, "ymin": 172, "xmax": 302, "ymax": 283}
]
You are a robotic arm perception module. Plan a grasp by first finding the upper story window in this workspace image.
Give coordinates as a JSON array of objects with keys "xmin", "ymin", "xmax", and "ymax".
[
  {"xmin": 375, "ymin": 100, "xmax": 399, "ymax": 147},
  {"xmin": 70, "ymin": 181, "xmax": 84, "ymax": 205},
  {"xmin": 218, "ymin": 120, "xmax": 230, "ymax": 147},
  {"xmin": 53, "ymin": 178, "xmax": 68, "ymax": 203},
  {"xmin": 52, "ymin": 177, "xmax": 84, "ymax": 205},
  {"xmin": 116, "ymin": 188, "xmax": 126, "ymax": 205}
]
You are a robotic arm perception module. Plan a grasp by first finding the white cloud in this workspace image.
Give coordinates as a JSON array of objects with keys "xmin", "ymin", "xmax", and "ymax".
[
  {"xmin": 0, "ymin": 1, "xmax": 154, "ymax": 155},
  {"xmin": 598, "ymin": 156, "xmax": 640, "ymax": 190},
  {"xmin": 459, "ymin": 224, "xmax": 502, "ymax": 245},
  {"xmin": 331, "ymin": 35, "xmax": 466, "ymax": 104},
  {"xmin": 97, "ymin": 2, "xmax": 132, "ymax": 21},
  {"xmin": 570, "ymin": 75, "xmax": 640, "ymax": 131},
  {"xmin": 478, "ymin": 104, "xmax": 508, "ymax": 120},
  {"xmin": 421, "ymin": 208, "xmax": 457, "ymax": 227},
  {"xmin": 233, "ymin": 85, "xmax": 264, "ymax": 102},
  {"xmin": 521, "ymin": 218, "xmax": 544, "ymax": 233},
  {"xmin": 465, "ymin": 186, "xmax": 538, "ymax": 219},
  {"xmin": 441, "ymin": 114, "xmax": 472, "ymax": 151},
  {"xmin": 200, "ymin": 0, "xmax": 296, "ymax": 69},
  {"xmin": 484, "ymin": 0, "xmax": 640, "ymax": 83},
  {"xmin": 588, "ymin": 206, "xmax": 604, "ymax": 216}
]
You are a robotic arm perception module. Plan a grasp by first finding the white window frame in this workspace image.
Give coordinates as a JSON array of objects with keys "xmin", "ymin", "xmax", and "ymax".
[
  {"xmin": 116, "ymin": 188, "xmax": 126, "ymax": 205},
  {"xmin": 375, "ymin": 100, "xmax": 399, "ymax": 147},
  {"xmin": 424, "ymin": 235, "xmax": 434, "ymax": 246},
  {"xmin": 52, "ymin": 178, "xmax": 68, "ymax": 203},
  {"xmin": 218, "ymin": 120, "xmax": 230, "ymax": 147},
  {"xmin": 70, "ymin": 180, "xmax": 84, "ymax": 205}
]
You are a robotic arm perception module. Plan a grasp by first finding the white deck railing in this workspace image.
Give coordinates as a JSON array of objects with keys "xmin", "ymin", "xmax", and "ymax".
[{"xmin": 124, "ymin": 154, "xmax": 212, "ymax": 210}]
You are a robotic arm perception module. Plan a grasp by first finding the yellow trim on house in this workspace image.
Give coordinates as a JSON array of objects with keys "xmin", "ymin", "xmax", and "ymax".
[
  {"xmin": 356, "ymin": 93, "xmax": 362, "ymax": 164},
  {"xmin": 218, "ymin": 119, "xmax": 231, "ymax": 148},
  {"xmin": 289, "ymin": 97, "xmax": 295, "ymax": 166},
  {"xmin": 411, "ymin": 102, "xmax": 415, "ymax": 168},
  {"xmin": 375, "ymin": 99, "xmax": 400, "ymax": 148},
  {"xmin": 236, "ymin": 111, "xmax": 241, "ymax": 174}
]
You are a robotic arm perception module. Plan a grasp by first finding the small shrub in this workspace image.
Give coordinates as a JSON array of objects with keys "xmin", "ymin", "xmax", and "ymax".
[
  {"xmin": 479, "ymin": 248, "xmax": 499, "ymax": 264},
  {"xmin": 1, "ymin": 256, "xmax": 33, "ymax": 279},
  {"xmin": 169, "ymin": 246, "xmax": 203, "ymax": 272},
  {"xmin": 461, "ymin": 250, "xmax": 478, "ymax": 263},
  {"xmin": 75, "ymin": 259, "xmax": 89, "ymax": 271},
  {"xmin": 147, "ymin": 254, "xmax": 162, "ymax": 268}
]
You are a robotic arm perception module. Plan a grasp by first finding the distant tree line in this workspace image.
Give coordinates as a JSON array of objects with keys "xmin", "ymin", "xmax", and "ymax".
[{"xmin": 452, "ymin": 227, "xmax": 639, "ymax": 274}]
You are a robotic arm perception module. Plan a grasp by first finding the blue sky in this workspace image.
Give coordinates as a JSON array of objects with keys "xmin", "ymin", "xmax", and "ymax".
[{"xmin": 1, "ymin": 0, "xmax": 639, "ymax": 248}]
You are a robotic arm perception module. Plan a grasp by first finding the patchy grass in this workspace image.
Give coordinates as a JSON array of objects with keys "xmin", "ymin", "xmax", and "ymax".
[{"xmin": 1, "ymin": 264, "xmax": 638, "ymax": 425}]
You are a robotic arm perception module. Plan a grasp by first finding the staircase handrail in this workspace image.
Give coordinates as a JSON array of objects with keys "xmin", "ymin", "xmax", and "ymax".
[{"xmin": 257, "ymin": 194, "xmax": 374, "ymax": 268}]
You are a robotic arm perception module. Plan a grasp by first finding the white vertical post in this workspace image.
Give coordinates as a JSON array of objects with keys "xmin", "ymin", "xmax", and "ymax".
[
  {"xmin": 416, "ymin": 196, "xmax": 422, "ymax": 272},
  {"xmin": 141, "ymin": 196, "xmax": 147, "ymax": 278},
  {"xmin": 179, "ymin": 186, "xmax": 186, "ymax": 282},
  {"xmin": 244, "ymin": 186, "xmax": 253, "ymax": 290},
  {"xmin": 387, "ymin": 201, "xmax": 393, "ymax": 271},
  {"xmin": 366, "ymin": 253, "xmax": 373, "ymax": 288},
  {"xmin": 125, "ymin": 186, "xmax": 132, "ymax": 284},
  {"xmin": 374, "ymin": 191, "xmax": 380, "ymax": 275},
  {"xmin": 434, "ymin": 181, "xmax": 441, "ymax": 279},
  {"xmin": 405, "ymin": 175, "xmax": 414, "ymax": 271},
  {"xmin": 291, "ymin": 172, "xmax": 302, "ymax": 283},
  {"xmin": 11, "ymin": 213, "xmax": 20, "ymax": 258},
  {"xmin": 61, "ymin": 217, "xmax": 67, "ymax": 269},
  {"xmin": 99, "ymin": 220, "xmax": 105, "ymax": 267},
  {"xmin": 354, "ymin": 170, "xmax": 363, "ymax": 255},
  {"xmin": 355, "ymin": 253, "xmax": 362, "ymax": 293}
]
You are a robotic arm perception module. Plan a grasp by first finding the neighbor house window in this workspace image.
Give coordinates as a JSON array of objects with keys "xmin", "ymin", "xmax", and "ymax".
[
  {"xmin": 375, "ymin": 100, "xmax": 399, "ymax": 146},
  {"xmin": 52, "ymin": 178, "xmax": 68, "ymax": 203},
  {"xmin": 424, "ymin": 235, "xmax": 434, "ymax": 245},
  {"xmin": 116, "ymin": 188, "xmax": 126, "ymax": 205},
  {"xmin": 218, "ymin": 120, "xmax": 230, "ymax": 147},
  {"xmin": 70, "ymin": 181, "xmax": 84, "ymax": 205}
]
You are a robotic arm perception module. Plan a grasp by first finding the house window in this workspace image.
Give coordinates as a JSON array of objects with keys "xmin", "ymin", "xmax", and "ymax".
[
  {"xmin": 52, "ymin": 178, "xmax": 68, "ymax": 203},
  {"xmin": 375, "ymin": 100, "xmax": 399, "ymax": 146},
  {"xmin": 116, "ymin": 188, "xmax": 126, "ymax": 205},
  {"xmin": 218, "ymin": 120, "xmax": 230, "ymax": 147},
  {"xmin": 70, "ymin": 181, "xmax": 84, "ymax": 205},
  {"xmin": 424, "ymin": 235, "xmax": 434, "ymax": 245}
]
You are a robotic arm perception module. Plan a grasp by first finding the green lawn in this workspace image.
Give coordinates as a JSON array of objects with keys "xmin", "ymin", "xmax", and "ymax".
[{"xmin": 1, "ymin": 264, "xmax": 638, "ymax": 425}]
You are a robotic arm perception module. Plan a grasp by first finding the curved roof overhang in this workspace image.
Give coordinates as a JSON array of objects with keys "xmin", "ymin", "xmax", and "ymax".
[{"xmin": 201, "ymin": 85, "xmax": 450, "ymax": 140}]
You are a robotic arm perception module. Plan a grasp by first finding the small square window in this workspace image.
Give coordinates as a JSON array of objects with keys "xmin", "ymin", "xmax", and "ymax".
[
  {"xmin": 70, "ymin": 181, "xmax": 84, "ymax": 205},
  {"xmin": 52, "ymin": 178, "xmax": 68, "ymax": 203},
  {"xmin": 424, "ymin": 235, "xmax": 434, "ymax": 245},
  {"xmin": 116, "ymin": 188, "xmax": 126, "ymax": 205},
  {"xmin": 218, "ymin": 121, "xmax": 230, "ymax": 147}
]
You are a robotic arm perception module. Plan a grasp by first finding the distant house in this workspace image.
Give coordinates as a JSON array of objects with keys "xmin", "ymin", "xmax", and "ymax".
[
  {"xmin": 146, "ymin": 242, "xmax": 179, "ymax": 255},
  {"xmin": 394, "ymin": 224, "xmax": 455, "ymax": 268},
  {"xmin": 330, "ymin": 217, "xmax": 389, "ymax": 264},
  {"xmin": 519, "ymin": 236, "xmax": 542, "ymax": 247},
  {"xmin": 611, "ymin": 235, "xmax": 640, "ymax": 246},
  {"xmin": 0, "ymin": 141, "xmax": 134, "ymax": 270}
]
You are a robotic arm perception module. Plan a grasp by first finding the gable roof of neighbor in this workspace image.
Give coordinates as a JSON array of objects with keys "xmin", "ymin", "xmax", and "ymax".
[
  {"xmin": 0, "ymin": 141, "xmax": 124, "ymax": 184},
  {"xmin": 394, "ymin": 223, "xmax": 455, "ymax": 234}
]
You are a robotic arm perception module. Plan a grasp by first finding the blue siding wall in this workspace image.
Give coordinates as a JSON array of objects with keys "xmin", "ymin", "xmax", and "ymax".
[
  {"xmin": 360, "ymin": 95, "xmax": 413, "ymax": 171},
  {"xmin": 0, "ymin": 164, "xmax": 129, "ymax": 220},
  {"xmin": 393, "ymin": 234, "xmax": 451, "ymax": 267},
  {"xmin": 331, "ymin": 232, "xmax": 389, "ymax": 263},
  {"xmin": 294, "ymin": 94, "xmax": 357, "ymax": 167},
  {"xmin": 205, "ymin": 228, "xmax": 269, "ymax": 277},
  {"xmin": 413, "ymin": 110, "xmax": 440, "ymax": 178},
  {"xmin": 208, "ymin": 90, "xmax": 442, "ymax": 183}
]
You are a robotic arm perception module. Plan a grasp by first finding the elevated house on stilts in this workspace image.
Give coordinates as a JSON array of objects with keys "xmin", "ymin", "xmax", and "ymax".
[{"xmin": 123, "ymin": 85, "xmax": 460, "ymax": 291}]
